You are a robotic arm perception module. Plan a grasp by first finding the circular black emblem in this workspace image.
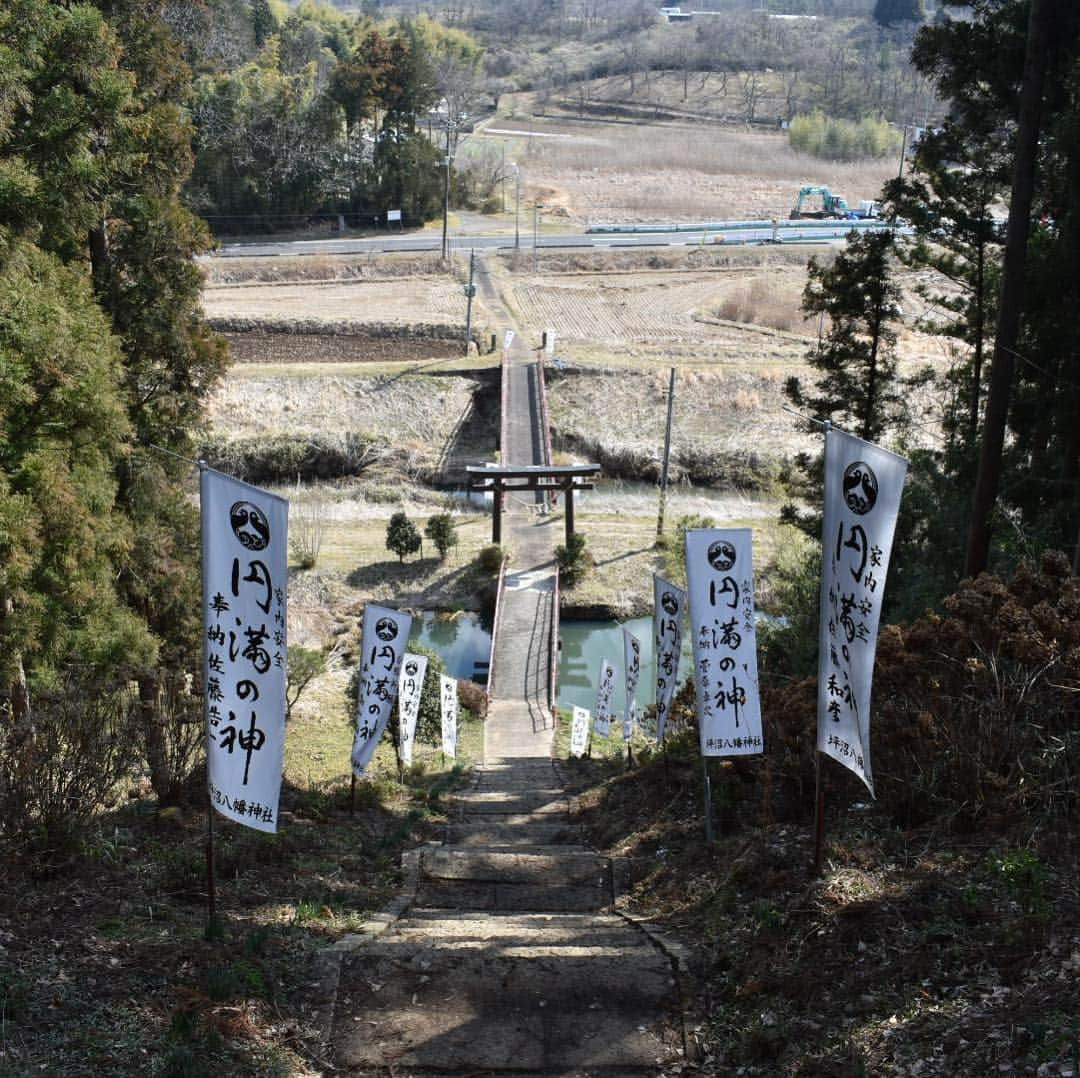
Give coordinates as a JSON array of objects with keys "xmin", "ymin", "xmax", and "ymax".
[
  {"xmin": 230, "ymin": 501, "xmax": 270, "ymax": 551},
  {"xmin": 375, "ymin": 617, "xmax": 399, "ymax": 642},
  {"xmin": 661, "ymin": 591, "xmax": 679, "ymax": 616},
  {"xmin": 707, "ymin": 539, "xmax": 737, "ymax": 572},
  {"xmin": 404, "ymin": 659, "xmax": 419, "ymax": 677},
  {"xmin": 843, "ymin": 462, "xmax": 879, "ymax": 516}
]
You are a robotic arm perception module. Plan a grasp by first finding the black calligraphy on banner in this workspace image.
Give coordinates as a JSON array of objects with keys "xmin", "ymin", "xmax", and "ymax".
[
  {"xmin": 653, "ymin": 575, "xmax": 686, "ymax": 743},
  {"xmin": 398, "ymin": 653, "xmax": 428, "ymax": 768},
  {"xmin": 352, "ymin": 605, "xmax": 412, "ymax": 777},
  {"xmin": 201, "ymin": 470, "xmax": 288, "ymax": 834},
  {"xmin": 816, "ymin": 431, "xmax": 908, "ymax": 796},
  {"xmin": 685, "ymin": 529, "xmax": 763, "ymax": 758},
  {"xmin": 623, "ymin": 629, "xmax": 641, "ymax": 741},
  {"xmin": 594, "ymin": 658, "xmax": 617, "ymax": 738}
]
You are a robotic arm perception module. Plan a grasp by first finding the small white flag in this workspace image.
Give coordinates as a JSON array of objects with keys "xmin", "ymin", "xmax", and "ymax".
[
  {"xmin": 623, "ymin": 628, "xmax": 642, "ymax": 741},
  {"xmin": 686, "ymin": 528, "xmax": 763, "ymax": 757},
  {"xmin": 398, "ymin": 652, "xmax": 428, "ymax": 768},
  {"xmin": 201, "ymin": 467, "xmax": 289, "ymax": 833},
  {"xmin": 440, "ymin": 674, "xmax": 458, "ymax": 758},
  {"xmin": 817, "ymin": 429, "xmax": 908, "ymax": 795},
  {"xmin": 594, "ymin": 658, "xmax": 616, "ymax": 738},
  {"xmin": 352, "ymin": 605, "xmax": 412, "ymax": 777},
  {"xmin": 570, "ymin": 706, "xmax": 591, "ymax": 758},
  {"xmin": 653, "ymin": 574, "xmax": 686, "ymax": 742}
]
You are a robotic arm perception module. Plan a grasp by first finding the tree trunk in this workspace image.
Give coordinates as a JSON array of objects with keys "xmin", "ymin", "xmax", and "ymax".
[
  {"xmin": 964, "ymin": 0, "xmax": 1053, "ymax": 577},
  {"xmin": 139, "ymin": 673, "xmax": 172, "ymax": 802}
]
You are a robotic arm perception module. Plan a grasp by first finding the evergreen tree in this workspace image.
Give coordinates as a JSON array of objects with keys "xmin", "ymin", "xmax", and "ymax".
[
  {"xmin": 786, "ymin": 230, "xmax": 914, "ymax": 444},
  {"xmin": 386, "ymin": 511, "xmax": 422, "ymax": 562}
]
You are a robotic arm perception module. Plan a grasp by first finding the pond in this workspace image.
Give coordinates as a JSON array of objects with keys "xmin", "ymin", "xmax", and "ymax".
[
  {"xmin": 557, "ymin": 615, "xmax": 693, "ymax": 716},
  {"xmin": 408, "ymin": 611, "xmax": 492, "ymax": 683}
]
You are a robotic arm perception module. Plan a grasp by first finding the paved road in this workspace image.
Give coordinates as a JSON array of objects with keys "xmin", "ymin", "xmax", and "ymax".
[{"xmin": 208, "ymin": 220, "xmax": 902, "ymax": 259}]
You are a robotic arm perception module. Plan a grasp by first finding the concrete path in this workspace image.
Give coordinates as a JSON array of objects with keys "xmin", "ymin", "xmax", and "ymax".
[{"xmin": 329, "ymin": 257, "xmax": 689, "ymax": 1075}]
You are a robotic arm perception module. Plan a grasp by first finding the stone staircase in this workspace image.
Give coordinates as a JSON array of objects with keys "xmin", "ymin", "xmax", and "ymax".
[{"xmin": 330, "ymin": 748, "xmax": 689, "ymax": 1075}]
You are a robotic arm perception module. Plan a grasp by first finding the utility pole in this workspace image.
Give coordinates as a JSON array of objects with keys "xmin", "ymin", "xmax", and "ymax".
[
  {"xmin": 441, "ymin": 121, "xmax": 453, "ymax": 262},
  {"xmin": 656, "ymin": 367, "xmax": 676, "ymax": 538},
  {"xmin": 897, "ymin": 124, "xmax": 909, "ymax": 180},
  {"xmin": 514, "ymin": 167, "xmax": 521, "ymax": 250},
  {"xmin": 533, "ymin": 202, "xmax": 541, "ymax": 270},
  {"xmin": 464, "ymin": 248, "xmax": 477, "ymax": 356}
]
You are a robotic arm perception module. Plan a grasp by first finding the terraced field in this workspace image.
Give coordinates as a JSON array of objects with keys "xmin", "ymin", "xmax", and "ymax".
[{"xmin": 202, "ymin": 275, "xmax": 467, "ymax": 325}]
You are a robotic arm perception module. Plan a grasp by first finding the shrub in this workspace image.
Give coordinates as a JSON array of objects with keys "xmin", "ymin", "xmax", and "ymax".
[
  {"xmin": 555, "ymin": 532, "xmax": 593, "ymax": 587},
  {"xmin": 476, "ymin": 544, "xmax": 505, "ymax": 574},
  {"xmin": 424, "ymin": 513, "xmax": 458, "ymax": 560},
  {"xmin": 763, "ymin": 551, "xmax": 1080, "ymax": 830},
  {"xmin": 0, "ymin": 671, "xmax": 143, "ymax": 846},
  {"xmin": 457, "ymin": 678, "xmax": 489, "ymax": 719},
  {"xmin": 290, "ymin": 496, "xmax": 327, "ymax": 570}
]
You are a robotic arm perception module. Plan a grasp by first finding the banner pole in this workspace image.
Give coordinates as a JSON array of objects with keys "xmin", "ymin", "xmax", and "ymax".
[
  {"xmin": 349, "ymin": 773, "xmax": 356, "ymax": 817},
  {"xmin": 702, "ymin": 756, "xmax": 715, "ymax": 842},
  {"xmin": 205, "ymin": 795, "xmax": 218, "ymax": 938},
  {"xmin": 813, "ymin": 751, "xmax": 825, "ymax": 876}
]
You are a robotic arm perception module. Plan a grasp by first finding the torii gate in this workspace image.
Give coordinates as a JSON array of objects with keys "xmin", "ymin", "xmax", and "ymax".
[{"xmin": 466, "ymin": 464, "xmax": 601, "ymax": 546}]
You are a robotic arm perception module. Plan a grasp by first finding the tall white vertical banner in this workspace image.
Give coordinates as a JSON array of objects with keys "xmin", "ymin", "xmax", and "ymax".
[
  {"xmin": 201, "ymin": 467, "xmax": 288, "ymax": 833},
  {"xmin": 686, "ymin": 529, "xmax": 763, "ymax": 757},
  {"xmin": 440, "ymin": 674, "xmax": 458, "ymax": 758},
  {"xmin": 653, "ymin": 575, "xmax": 686, "ymax": 742},
  {"xmin": 593, "ymin": 658, "xmax": 616, "ymax": 738},
  {"xmin": 570, "ymin": 706, "xmax": 591, "ymax": 758},
  {"xmin": 817, "ymin": 430, "xmax": 908, "ymax": 795},
  {"xmin": 353, "ymin": 605, "xmax": 412, "ymax": 777},
  {"xmin": 398, "ymin": 653, "xmax": 428, "ymax": 767},
  {"xmin": 623, "ymin": 629, "xmax": 641, "ymax": 741}
]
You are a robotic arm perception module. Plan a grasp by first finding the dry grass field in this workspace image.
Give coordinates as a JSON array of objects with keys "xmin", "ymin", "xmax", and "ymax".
[{"xmin": 478, "ymin": 105, "xmax": 898, "ymax": 225}]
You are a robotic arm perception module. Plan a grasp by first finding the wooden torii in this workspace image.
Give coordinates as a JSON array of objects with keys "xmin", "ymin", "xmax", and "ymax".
[{"xmin": 466, "ymin": 464, "xmax": 600, "ymax": 546}]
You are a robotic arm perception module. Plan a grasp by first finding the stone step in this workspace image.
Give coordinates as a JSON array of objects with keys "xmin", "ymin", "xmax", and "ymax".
[
  {"xmin": 445, "ymin": 821, "xmax": 583, "ymax": 847},
  {"xmin": 415, "ymin": 849, "xmax": 611, "ymax": 912},
  {"xmin": 454, "ymin": 793, "xmax": 568, "ymax": 815},
  {"xmin": 333, "ymin": 919, "xmax": 684, "ymax": 1072},
  {"xmin": 391, "ymin": 911, "xmax": 658, "ymax": 949},
  {"xmin": 420, "ymin": 849, "xmax": 608, "ymax": 886}
]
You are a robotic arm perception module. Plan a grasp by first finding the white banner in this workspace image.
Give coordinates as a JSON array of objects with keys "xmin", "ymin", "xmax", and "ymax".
[
  {"xmin": 594, "ymin": 658, "xmax": 616, "ymax": 738},
  {"xmin": 686, "ymin": 529, "xmax": 763, "ymax": 757},
  {"xmin": 817, "ymin": 429, "xmax": 908, "ymax": 795},
  {"xmin": 623, "ymin": 628, "xmax": 642, "ymax": 741},
  {"xmin": 201, "ymin": 467, "xmax": 288, "ymax": 833},
  {"xmin": 570, "ymin": 706, "xmax": 591, "ymax": 757},
  {"xmin": 352, "ymin": 605, "xmax": 412, "ymax": 777},
  {"xmin": 440, "ymin": 674, "xmax": 458, "ymax": 758},
  {"xmin": 398, "ymin": 652, "xmax": 428, "ymax": 768},
  {"xmin": 653, "ymin": 575, "xmax": 686, "ymax": 742}
]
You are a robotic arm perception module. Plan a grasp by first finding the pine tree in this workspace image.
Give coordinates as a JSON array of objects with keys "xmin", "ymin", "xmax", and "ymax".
[{"xmin": 787, "ymin": 230, "xmax": 913, "ymax": 445}]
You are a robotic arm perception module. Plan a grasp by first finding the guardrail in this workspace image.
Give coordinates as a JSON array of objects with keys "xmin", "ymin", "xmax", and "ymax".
[
  {"xmin": 486, "ymin": 555, "xmax": 509, "ymax": 703},
  {"xmin": 535, "ymin": 358, "xmax": 554, "ymax": 469},
  {"xmin": 586, "ymin": 217, "xmax": 900, "ymax": 235},
  {"xmin": 548, "ymin": 566, "xmax": 560, "ymax": 717},
  {"xmin": 499, "ymin": 343, "xmax": 510, "ymax": 464}
]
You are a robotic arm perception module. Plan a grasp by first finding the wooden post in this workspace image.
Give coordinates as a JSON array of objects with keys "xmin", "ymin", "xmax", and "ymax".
[
  {"xmin": 564, "ymin": 483, "xmax": 575, "ymax": 545},
  {"xmin": 657, "ymin": 367, "xmax": 676, "ymax": 538},
  {"xmin": 493, "ymin": 484, "xmax": 503, "ymax": 545}
]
